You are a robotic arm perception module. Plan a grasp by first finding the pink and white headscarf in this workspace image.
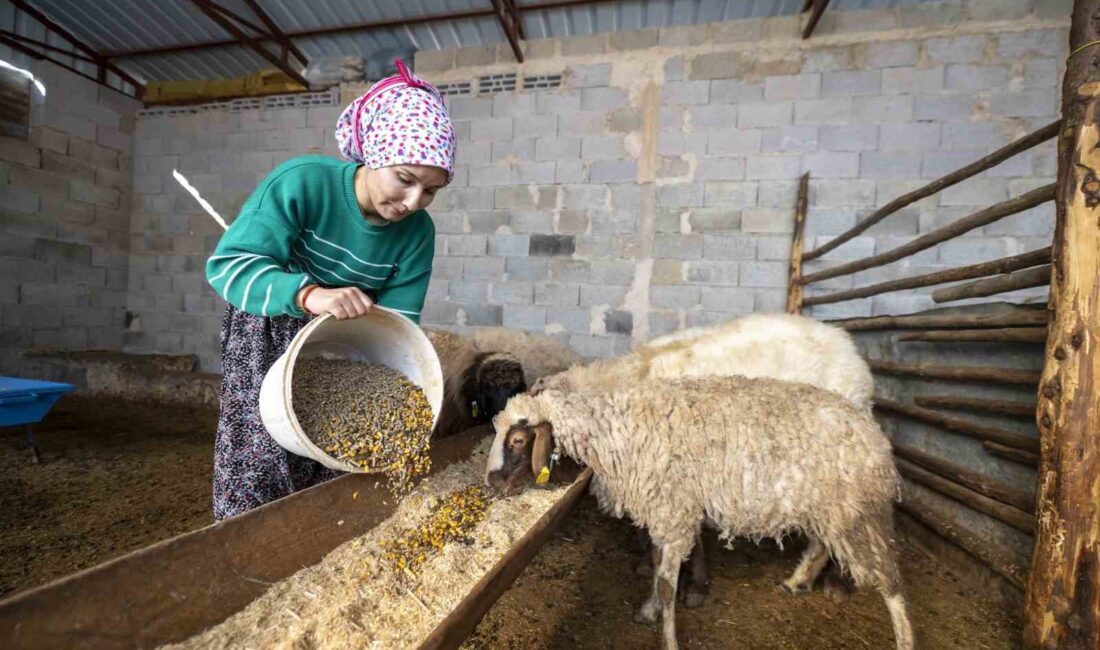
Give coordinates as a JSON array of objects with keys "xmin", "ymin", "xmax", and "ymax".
[{"xmin": 335, "ymin": 59, "xmax": 456, "ymax": 182}]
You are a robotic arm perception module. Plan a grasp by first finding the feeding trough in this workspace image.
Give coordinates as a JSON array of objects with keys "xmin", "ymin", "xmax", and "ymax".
[{"xmin": 0, "ymin": 376, "xmax": 76, "ymax": 463}]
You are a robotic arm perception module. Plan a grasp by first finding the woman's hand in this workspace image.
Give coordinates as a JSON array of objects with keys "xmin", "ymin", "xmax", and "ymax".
[{"xmin": 300, "ymin": 286, "xmax": 374, "ymax": 320}]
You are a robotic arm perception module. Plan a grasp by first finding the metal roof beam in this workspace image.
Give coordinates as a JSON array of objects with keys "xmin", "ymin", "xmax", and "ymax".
[
  {"xmin": 240, "ymin": 0, "xmax": 308, "ymax": 68},
  {"xmin": 104, "ymin": 0, "xmax": 617, "ymax": 60},
  {"xmin": 185, "ymin": 0, "xmax": 310, "ymax": 88},
  {"xmin": 491, "ymin": 0, "xmax": 525, "ymax": 63},
  {"xmin": 801, "ymin": 0, "xmax": 832, "ymax": 39},
  {"xmin": 9, "ymin": 0, "xmax": 145, "ymax": 94},
  {"xmin": 0, "ymin": 29, "xmax": 99, "ymax": 64}
]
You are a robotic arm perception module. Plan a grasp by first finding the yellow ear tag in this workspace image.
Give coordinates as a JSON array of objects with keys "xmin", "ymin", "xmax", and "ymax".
[{"xmin": 535, "ymin": 466, "xmax": 551, "ymax": 484}]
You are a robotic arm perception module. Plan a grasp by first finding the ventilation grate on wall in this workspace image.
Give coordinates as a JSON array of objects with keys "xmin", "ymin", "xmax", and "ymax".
[
  {"xmin": 478, "ymin": 73, "xmax": 516, "ymax": 95},
  {"xmin": 523, "ymin": 74, "xmax": 563, "ymax": 90},
  {"xmin": 0, "ymin": 69, "xmax": 31, "ymax": 140},
  {"xmin": 137, "ymin": 88, "xmax": 339, "ymax": 117},
  {"xmin": 436, "ymin": 81, "xmax": 472, "ymax": 97}
]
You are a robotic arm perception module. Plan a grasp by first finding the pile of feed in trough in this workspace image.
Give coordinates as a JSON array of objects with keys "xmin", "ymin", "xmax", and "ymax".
[
  {"xmin": 380, "ymin": 485, "xmax": 488, "ymax": 574},
  {"xmin": 166, "ymin": 439, "xmax": 571, "ymax": 650},
  {"xmin": 293, "ymin": 357, "xmax": 434, "ymax": 496}
]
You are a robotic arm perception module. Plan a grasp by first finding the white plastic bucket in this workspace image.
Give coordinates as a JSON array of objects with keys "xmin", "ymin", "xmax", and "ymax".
[{"xmin": 258, "ymin": 309, "xmax": 444, "ymax": 473}]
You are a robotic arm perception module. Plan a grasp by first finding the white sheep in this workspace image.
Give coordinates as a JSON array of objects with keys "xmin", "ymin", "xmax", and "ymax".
[
  {"xmin": 488, "ymin": 377, "xmax": 913, "ymax": 650},
  {"xmin": 535, "ymin": 312, "xmax": 873, "ymax": 412}
]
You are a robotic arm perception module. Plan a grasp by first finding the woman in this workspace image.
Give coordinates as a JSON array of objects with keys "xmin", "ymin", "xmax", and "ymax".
[{"xmin": 205, "ymin": 61, "xmax": 456, "ymax": 520}]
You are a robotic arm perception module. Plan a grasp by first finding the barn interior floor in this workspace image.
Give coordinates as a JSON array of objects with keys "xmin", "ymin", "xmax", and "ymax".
[{"xmin": 1, "ymin": 397, "xmax": 1020, "ymax": 649}]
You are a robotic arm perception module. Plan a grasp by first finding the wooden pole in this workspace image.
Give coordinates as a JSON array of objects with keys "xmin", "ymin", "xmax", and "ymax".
[
  {"xmin": 893, "ymin": 443, "xmax": 1035, "ymax": 512},
  {"xmin": 874, "ymin": 397, "xmax": 1041, "ymax": 452},
  {"xmin": 804, "ymin": 247, "xmax": 1052, "ymax": 307},
  {"xmin": 834, "ymin": 309, "xmax": 1049, "ymax": 331},
  {"xmin": 932, "ymin": 265, "xmax": 1052, "ymax": 304},
  {"xmin": 801, "ymin": 0, "xmax": 832, "ymax": 39},
  {"xmin": 787, "ymin": 173, "xmax": 809, "ymax": 314},
  {"xmin": 1026, "ymin": 2, "xmax": 1100, "ymax": 646},
  {"xmin": 897, "ymin": 327, "xmax": 1048, "ymax": 343},
  {"xmin": 897, "ymin": 493, "xmax": 1028, "ymax": 590},
  {"xmin": 869, "ymin": 360, "xmax": 1043, "ymax": 386},
  {"xmin": 985, "ymin": 441, "xmax": 1041, "ymax": 467},
  {"xmin": 801, "ymin": 184, "xmax": 1056, "ymax": 285},
  {"xmin": 914, "ymin": 395, "xmax": 1039, "ymax": 419},
  {"xmin": 805, "ymin": 121, "xmax": 1060, "ymax": 262},
  {"xmin": 896, "ymin": 459, "xmax": 1035, "ymax": 533}
]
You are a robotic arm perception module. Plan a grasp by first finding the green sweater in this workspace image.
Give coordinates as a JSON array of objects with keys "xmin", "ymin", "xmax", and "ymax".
[{"xmin": 205, "ymin": 156, "xmax": 435, "ymax": 323}]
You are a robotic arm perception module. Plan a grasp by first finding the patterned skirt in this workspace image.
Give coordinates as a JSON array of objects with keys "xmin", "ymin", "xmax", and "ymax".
[{"xmin": 212, "ymin": 305, "xmax": 341, "ymax": 520}]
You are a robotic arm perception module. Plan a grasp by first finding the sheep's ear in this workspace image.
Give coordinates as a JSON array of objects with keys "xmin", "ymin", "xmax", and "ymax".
[
  {"xmin": 528, "ymin": 378, "xmax": 545, "ymax": 396},
  {"xmin": 530, "ymin": 422, "xmax": 554, "ymax": 481}
]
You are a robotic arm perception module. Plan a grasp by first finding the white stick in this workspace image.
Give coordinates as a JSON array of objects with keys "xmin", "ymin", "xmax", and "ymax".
[{"xmin": 172, "ymin": 169, "xmax": 229, "ymax": 231}]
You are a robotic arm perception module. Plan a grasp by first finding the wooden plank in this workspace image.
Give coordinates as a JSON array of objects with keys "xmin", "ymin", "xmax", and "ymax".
[
  {"xmin": 832, "ymin": 309, "xmax": 1049, "ymax": 331},
  {"xmin": 804, "ymin": 121, "xmax": 1060, "ymax": 262},
  {"xmin": 914, "ymin": 394, "xmax": 1038, "ymax": 419},
  {"xmin": 801, "ymin": 184, "xmax": 1056, "ymax": 285},
  {"xmin": 804, "ymin": 247, "xmax": 1052, "ymax": 307},
  {"xmin": 984, "ymin": 441, "xmax": 1040, "ymax": 468},
  {"xmin": 896, "ymin": 493, "xmax": 1027, "ymax": 590},
  {"xmin": 868, "ymin": 360, "xmax": 1043, "ymax": 386},
  {"xmin": 932, "ymin": 265, "xmax": 1052, "ymax": 304},
  {"xmin": 893, "ymin": 443, "xmax": 1035, "ymax": 512},
  {"xmin": 897, "ymin": 459, "xmax": 1034, "ymax": 533},
  {"xmin": 0, "ymin": 427, "xmax": 490, "ymax": 650},
  {"xmin": 418, "ymin": 468, "xmax": 593, "ymax": 649},
  {"xmin": 786, "ymin": 172, "xmax": 809, "ymax": 314},
  {"xmin": 1026, "ymin": 3, "xmax": 1100, "ymax": 646},
  {"xmin": 874, "ymin": 397, "xmax": 1041, "ymax": 453},
  {"xmin": 897, "ymin": 327, "xmax": 1048, "ymax": 343}
]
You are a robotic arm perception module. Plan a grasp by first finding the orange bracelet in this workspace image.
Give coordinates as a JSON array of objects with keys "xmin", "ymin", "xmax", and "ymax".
[{"xmin": 299, "ymin": 284, "xmax": 320, "ymax": 315}]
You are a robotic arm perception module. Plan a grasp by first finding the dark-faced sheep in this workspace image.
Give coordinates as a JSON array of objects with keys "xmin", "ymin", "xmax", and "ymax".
[
  {"xmin": 425, "ymin": 329, "xmax": 527, "ymax": 438},
  {"xmin": 487, "ymin": 377, "xmax": 913, "ymax": 650}
]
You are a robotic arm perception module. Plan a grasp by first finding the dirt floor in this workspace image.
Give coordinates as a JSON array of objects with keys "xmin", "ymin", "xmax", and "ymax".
[
  {"xmin": 465, "ymin": 498, "xmax": 1022, "ymax": 650},
  {"xmin": 0, "ymin": 396, "xmax": 216, "ymax": 598},
  {"xmin": 0, "ymin": 397, "xmax": 1020, "ymax": 648}
]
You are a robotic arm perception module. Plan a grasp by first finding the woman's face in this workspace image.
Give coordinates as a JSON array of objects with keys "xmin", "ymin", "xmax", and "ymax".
[{"xmin": 361, "ymin": 164, "xmax": 448, "ymax": 223}]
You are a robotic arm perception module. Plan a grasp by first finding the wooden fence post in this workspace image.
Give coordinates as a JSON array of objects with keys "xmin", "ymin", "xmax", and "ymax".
[
  {"xmin": 1025, "ymin": 1, "xmax": 1100, "ymax": 647},
  {"xmin": 786, "ymin": 172, "xmax": 809, "ymax": 314}
]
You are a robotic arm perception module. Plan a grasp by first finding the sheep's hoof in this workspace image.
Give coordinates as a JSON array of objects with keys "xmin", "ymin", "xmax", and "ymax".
[
  {"xmin": 634, "ymin": 604, "xmax": 659, "ymax": 625},
  {"xmin": 780, "ymin": 580, "xmax": 812, "ymax": 595},
  {"xmin": 682, "ymin": 590, "xmax": 706, "ymax": 609},
  {"xmin": 823, "ymin": 573, "xmax": 856, "ymax": 603}
]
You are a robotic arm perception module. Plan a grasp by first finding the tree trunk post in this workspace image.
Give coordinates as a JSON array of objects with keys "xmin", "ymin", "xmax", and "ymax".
[
  {"xmin": 786, "ymin": 173, "xmax": 809, "ymax": 314},
  {"xmin": 1025, "ymin": 2, "xmax": 1100, "ymax": 647}
]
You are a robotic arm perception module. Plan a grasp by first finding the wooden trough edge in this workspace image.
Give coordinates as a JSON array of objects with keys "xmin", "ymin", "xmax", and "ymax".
[
  {"xmin": 418, "ymin": 468, "xmax": 594, "ymax": 650},
  {"xmin": 0, "ymin": 427, "xmax": 490, "ymax": 650}
]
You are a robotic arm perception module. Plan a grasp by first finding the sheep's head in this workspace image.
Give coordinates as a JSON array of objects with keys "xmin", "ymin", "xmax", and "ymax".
[
  {"xmin": 484, "ymin": 394, "xmax": 556, "ymax": 494},
  {"xmin": 471, "ymin": 352, "xmax": 526, "ymax": 424}
]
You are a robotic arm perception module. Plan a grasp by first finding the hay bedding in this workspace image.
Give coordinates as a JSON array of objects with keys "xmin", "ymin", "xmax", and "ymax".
[{"xmin": 166, "ymin": 439, "xmax": 569, "ymax": 650}]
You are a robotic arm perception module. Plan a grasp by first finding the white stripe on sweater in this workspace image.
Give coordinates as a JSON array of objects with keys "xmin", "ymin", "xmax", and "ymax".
[
  {"xmin": 241, "ymin": 265, "xmax": 279, "ymax": 313},
  {"xmin": 261, "ymin": 285, "xmax": 273, "ymax": 317},
  {"xmin": 304, "ymin": 229, "xmax": 394, "ymax": 268},
  {"xmin": 209, "ymin": 254, "xmax": 260, "ymax": 283},
  {"xmin": 223, "ymin": 257, "xmax": 260, "ymax": 300},
  {"xmin": 292, "ymin": 247, "xmax": 380, "ymax": 289},
  {"xmin": 297, "ymin": 238, "xmax": 390, "ymax": 281}
]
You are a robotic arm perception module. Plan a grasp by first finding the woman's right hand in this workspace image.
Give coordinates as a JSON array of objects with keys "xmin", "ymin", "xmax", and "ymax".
[{"xmin": 300, "ymin": 286, "xmax": 374, "ymax": 320}]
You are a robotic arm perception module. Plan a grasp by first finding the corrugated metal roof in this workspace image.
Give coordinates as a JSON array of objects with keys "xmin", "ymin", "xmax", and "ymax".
[{"xmin": 3, "ymin": 0, "xmax": 930, "ymax": 84}]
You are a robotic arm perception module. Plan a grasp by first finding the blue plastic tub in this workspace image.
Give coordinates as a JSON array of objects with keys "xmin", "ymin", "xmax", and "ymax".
[{"xmin": 0, "ymin": 376, "xmax": 75, "ymax": 428}]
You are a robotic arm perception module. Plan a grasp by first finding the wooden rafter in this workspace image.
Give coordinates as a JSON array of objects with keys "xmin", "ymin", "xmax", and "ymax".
[
  {"xmin": 801, "ymin": 0, "xmax": 832, "ymax": 39},
  {"xmin": 186, "ymin": 0, "xmax": 309, "ymax": 88},
  {"xmin": 8, "ymin": 0, "xmax": 144, "ymax": 96},
  {"xmin": 491, "ymin": 0, "xmax": 526, "ymax": 63}
]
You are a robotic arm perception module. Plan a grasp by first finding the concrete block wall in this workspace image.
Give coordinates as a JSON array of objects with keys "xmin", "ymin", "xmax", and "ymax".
[
  {"xmin": 122, "ymin": 0, "xmax": 1068, "ymax": 370},
  {"xmin": 413, "ymin": 0, "xmax": 1066, "ymax": 356},
  {"xmin": 126, "ymin": 103, "xmax": 344, "ymax": 371},
  {"xmin": 0, "ymin": 60, "xmax": 140, "ymax": 375}
]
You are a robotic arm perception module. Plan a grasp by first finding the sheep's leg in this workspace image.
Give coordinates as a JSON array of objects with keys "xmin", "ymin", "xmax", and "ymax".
[
  {"xmin": 654, "ymin": 541, "xmax": 687, "ymax": 650},
  {"xmin": 634, "ymin": 527, "xmax": 656, "ymax": 577},
  {"xmin": 830, "ymin": 515, "xmax": 914, "ymax": 650},
  {"xmin": 822, "ymin": 563, "xmax": 857, "ymax": 602},
  {"xmin": 634, "ymin": 544, "xmax": 663, "ymax": 624},
  {"xmin": 681, "ymin": 533, "xmax": 709, "ymax": 608},
  {"xmin": 782, "ymin": 536, "xmax": 830, "ymax": 594}
]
